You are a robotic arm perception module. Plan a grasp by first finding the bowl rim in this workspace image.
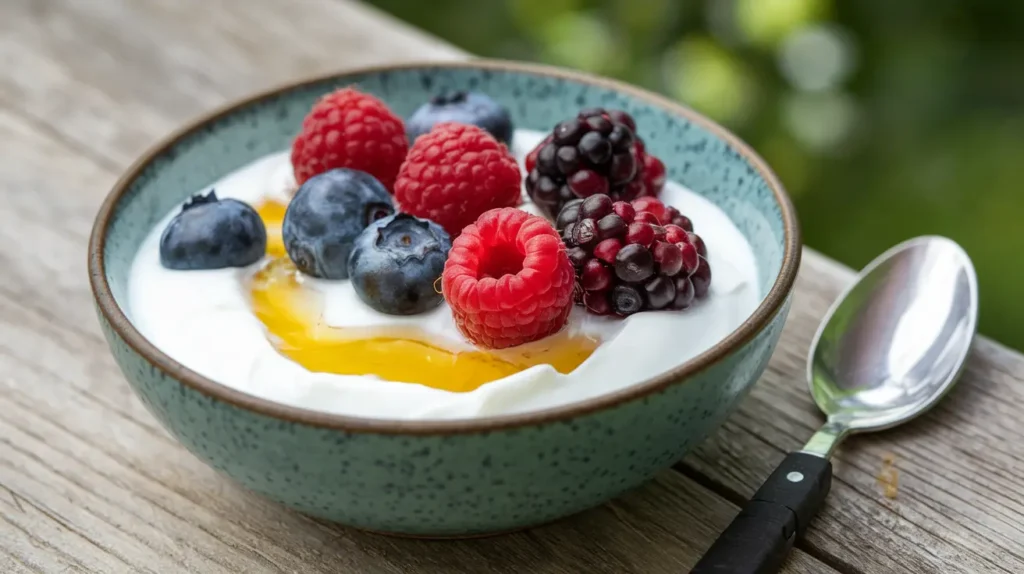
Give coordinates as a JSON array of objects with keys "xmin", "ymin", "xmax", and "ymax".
[{"xmin": 88, "ymin": 58, "xmax": 801, "ymax": 435}]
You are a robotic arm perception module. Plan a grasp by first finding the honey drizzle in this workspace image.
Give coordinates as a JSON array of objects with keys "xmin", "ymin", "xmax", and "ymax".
[{"xmin": 251, "ymin": 199, "xmax": 599, "ymax": 393}]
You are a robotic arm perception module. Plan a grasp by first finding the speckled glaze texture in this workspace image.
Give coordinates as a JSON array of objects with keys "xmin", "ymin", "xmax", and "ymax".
[{"xmin": 92, "ymin": 62, "xmax": 796, "ymax": 536}]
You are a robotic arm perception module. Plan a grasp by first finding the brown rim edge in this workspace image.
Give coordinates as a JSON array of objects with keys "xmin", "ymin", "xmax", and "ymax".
[{"xmin": 88, "ymin": 58, "xmax": 801, "ymax": 435}]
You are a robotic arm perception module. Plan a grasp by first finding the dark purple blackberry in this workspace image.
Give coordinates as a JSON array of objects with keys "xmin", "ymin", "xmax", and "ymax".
[
  {"xmin": 525, "ymin": 108, "xmax": 647, "ymax": 220},
  {"xmin": 553, "ymin": 192, "xmax": 712, "ymax": 317}
]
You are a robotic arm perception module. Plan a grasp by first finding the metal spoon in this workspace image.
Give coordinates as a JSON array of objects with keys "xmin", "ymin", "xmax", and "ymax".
[{"xmin": 692, "ymin": 236, "xmax": 978, "ymax": 574}]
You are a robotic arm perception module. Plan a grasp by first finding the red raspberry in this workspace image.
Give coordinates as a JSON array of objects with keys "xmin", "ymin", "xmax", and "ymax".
[
  {"xmin": 442, "ymin": 208, "xmax": 575, "ymax": 349},
  {"xmin": 291, "ymin": 88, "xmax": 407, "ymax": 190},
  {"xmin": 394, "ymin": 123, "xmax": 521, "ymax": 238}
]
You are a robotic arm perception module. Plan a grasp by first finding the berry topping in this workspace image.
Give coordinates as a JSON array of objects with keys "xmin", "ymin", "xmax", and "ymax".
[
  {"xmin": 597, "ymin": 213, "xmax": 627, "ymax": 238},
  {"xmin": 442, "ymin": 208, "xmax": 574, "ymax": 349},
  {"xmin": 644, "ymin": 275, "xmax": 677, "ymax": 310},
  {"xmin": 406, "ymin": 91, "xmax": 513, "ymax": 146},
  {"xmin": 612, "ymin": 201, "xmax": 636, "ymax": 222},
  {"xmin": 652, "ymin": 241, "xmax": 684, "ymax": 276},
  {"xmin": 626, "ymin": 222, "xmax": 655, "ymax": 247},
  {"xmin": 642, "ymin": 153, "xmax": 667, "ymax": 196},
  {"xmin": 688, "ymin": 231, "xmax": 708, "ymax": 258},
  {"xmin": 582, "ymin": 290, "xmax": 612, "ymax": 315},
  {"xmin": 580, "ymin": 194, "xmax": 614, "ymax": 219},
  {"xmin": 291, "ymin": 88, "xmax": 408, "ymax": 190},
  {"xmin": 282, "ymin": 168, "xmax": 395, "ymax": 279},
  {"xmin": 524, "ymin": 108, "xmax": 651, "ymax": 220},
  {"xmin": 610, "ymin": 284, "xmax": 644, "ymax": 316},
  {"xmin": 671, "ymin": 276, "xmax": 696, "ymax": 310},
  {"xmin": 347, "ymin": 213, "xmax": 452, "ymax": 315},
  {"xmin": 614, "ymin": 244, "xmax": 655, "ymax": 283},
  {"xmin": 680, "ymin": 242, "xmax": 700, "ymax": 275},
  {"xmin": 630, "ymin": 195, "xmax": 695, "ymax": 233},
  {"xmin": 593, "ymin": 238, "xmax": 622, "ymax": 263},
  {"xmin": 394, "ymin": 123, "xmax": 521, "ymax": 238},
  {"xmin": 664, "ymin": 224, "xmax": 688, "ymax": 244},
  {"xmin": 159, "ymin": 191, "xmax": 267, "ymax": 270},
  {"xmin": 581, "ymin": 258, "xmax": 613, "ymax": 291},
  {"xmin": 691, "ymin": 256, "xmax": 712, "ymax": 298},
  {"xmin": 554, "ymin": 193, "xmax": 712, "ymax": 316},
  {"xmin": 634, "ymin": 211, "xmax": 661, "ymax": 225},
  {"xmin": 631, "ymin": 197, "xmax": 668, "ymax": 223},
  {"xmin": 633, "ymin": 196, "xmax": 705, "ymax": 245}
]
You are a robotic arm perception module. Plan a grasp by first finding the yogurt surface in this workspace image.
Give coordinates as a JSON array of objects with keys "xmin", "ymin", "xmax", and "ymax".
[{"xmin": 128, "ymin": 130, "xmax": 761, "ymax": 419}]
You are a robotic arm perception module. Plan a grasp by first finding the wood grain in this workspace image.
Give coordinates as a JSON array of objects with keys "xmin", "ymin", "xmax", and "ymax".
[{"xmin": 0, "ymin": 0, "xmax": 1020, "ymax": 572}]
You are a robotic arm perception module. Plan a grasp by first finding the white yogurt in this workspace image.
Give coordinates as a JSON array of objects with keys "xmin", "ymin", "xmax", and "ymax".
[{"xmin": 128, "ymin": 130, "xmax": 760, "ymax": 420}]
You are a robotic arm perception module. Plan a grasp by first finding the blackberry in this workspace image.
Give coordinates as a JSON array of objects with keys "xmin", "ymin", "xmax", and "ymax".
[
  {"xmin": 555, "ymin": 194, "xmax": 711, "ymax": 317},
  {"xmin": 525, "ymin": 108, "xmax": 649, "ymax": 220}
]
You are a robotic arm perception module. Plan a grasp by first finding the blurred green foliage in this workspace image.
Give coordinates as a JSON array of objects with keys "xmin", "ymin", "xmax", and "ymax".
[{"xmin": 370, "ymin": 0, "xmax": 1024, "ymax": 348}]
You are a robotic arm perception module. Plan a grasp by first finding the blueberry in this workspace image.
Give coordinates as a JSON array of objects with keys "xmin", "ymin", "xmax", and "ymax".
[
  {"xmin": 406, "ymin": 91, "xmax": 513, "ymax": 145},
  {"xmin": 282, "ymin": 169, "xmax": 395, "ymax": 279},
  {"xmin": 347, "ymin": 213, "xmax": 451, "ymax": 315},
  {"xmin": 159, "ymin": 191, "xmax": 266, "ymax": 270}
]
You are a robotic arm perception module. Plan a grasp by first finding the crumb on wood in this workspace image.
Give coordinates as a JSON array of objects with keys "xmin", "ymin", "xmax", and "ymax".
[{"xmin": 877, "ymin": 451, "xmax": 899, "ymax": 499}]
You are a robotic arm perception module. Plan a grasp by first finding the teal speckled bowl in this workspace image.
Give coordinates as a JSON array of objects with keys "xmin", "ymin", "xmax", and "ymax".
[{"xmin": 88, "ymin": 60, "xmax": 800, "ymax": 537}]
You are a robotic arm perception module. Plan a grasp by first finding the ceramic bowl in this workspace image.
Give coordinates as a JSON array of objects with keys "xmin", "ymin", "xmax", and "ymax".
[{"xmin": 88, "ymin": 60, "xmax": 799, "ymax": 537}]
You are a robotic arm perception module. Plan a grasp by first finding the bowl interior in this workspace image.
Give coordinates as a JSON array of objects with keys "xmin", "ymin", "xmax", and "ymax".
[{"xmin": 100, "ymin": 62, "xmax": 789, "ymax": 344}]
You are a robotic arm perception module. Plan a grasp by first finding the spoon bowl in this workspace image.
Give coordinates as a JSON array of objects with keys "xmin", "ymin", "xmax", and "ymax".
[{"xmin": 809, "ymin": 236, "xmax": 979, "ymax": 433}]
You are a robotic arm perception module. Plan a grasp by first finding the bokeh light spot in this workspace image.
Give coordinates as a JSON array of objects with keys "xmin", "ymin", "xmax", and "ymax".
[
  {"xmin": 664, "ymin": 36, "xmax": 756, "ymax": 126},
  {"xmin": 539, "ymin": 12, "xmax": 620, "ymax": 74},
  {"xmin": 736, "ymin": 0, "xmax": 830, "ymax": 47},
  {"xmin": 781, "ymin": 91, "xmax": 861, "ymax": 154},
  {"xmin": 778, "ymin": 23, "xmax": 857, "ymax": 92}
]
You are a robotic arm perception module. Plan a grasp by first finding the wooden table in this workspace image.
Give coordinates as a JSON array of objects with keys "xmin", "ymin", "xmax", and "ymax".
[{"xmin": 2, "ymin": 1, "xmax": 1023, "ymax": 572}]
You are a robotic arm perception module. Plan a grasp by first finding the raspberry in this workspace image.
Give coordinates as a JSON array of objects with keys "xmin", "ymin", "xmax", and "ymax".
[
  {"xmin": 442, "ymin": 208, "xmax": 575, "ymax": 348},
  {"xmin": 554, "ymin": 193, "xmax": 711, "ymax": 316},
  {"xmin": 291, "ymin": 88, "xmax": 408, "ymax": 190},
  {"xmin": 394, "ymin": 123, "xmax": 521, "ymax": 238},
  {"xmin": 525, "ymin": 108, "xmax": 666, "ymax": 220}
]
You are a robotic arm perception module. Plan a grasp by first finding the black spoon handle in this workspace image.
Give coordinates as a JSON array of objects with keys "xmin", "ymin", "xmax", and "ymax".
[{"xmin": 690, "ymin": 452, "xmax": 832, "ymax": 574}]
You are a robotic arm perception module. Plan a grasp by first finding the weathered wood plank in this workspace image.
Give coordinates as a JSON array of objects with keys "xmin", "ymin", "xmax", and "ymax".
[
  {"xmin": 0, "ymin": 0, "xmax": 464, "ymax": 168},
  {"xmin": 681, "ymin": 253, "xmax": 1024, "ymax": 573}
]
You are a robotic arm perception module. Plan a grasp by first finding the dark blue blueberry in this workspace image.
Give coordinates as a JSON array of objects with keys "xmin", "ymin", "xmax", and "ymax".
[
  {"xmin": 347, "ymin": 213, "xmax": 451, "ymax": 315},
  {"xmin": 406, "ymin": 91, "xmax": 513, "ymax": 145},
  {"xmin": 282, "ymin": 169, "xmax": 394, "ymax": 279},
  {"xmin": 159, "ymin": 191, "xmax": 266, "ymax": 270}
]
